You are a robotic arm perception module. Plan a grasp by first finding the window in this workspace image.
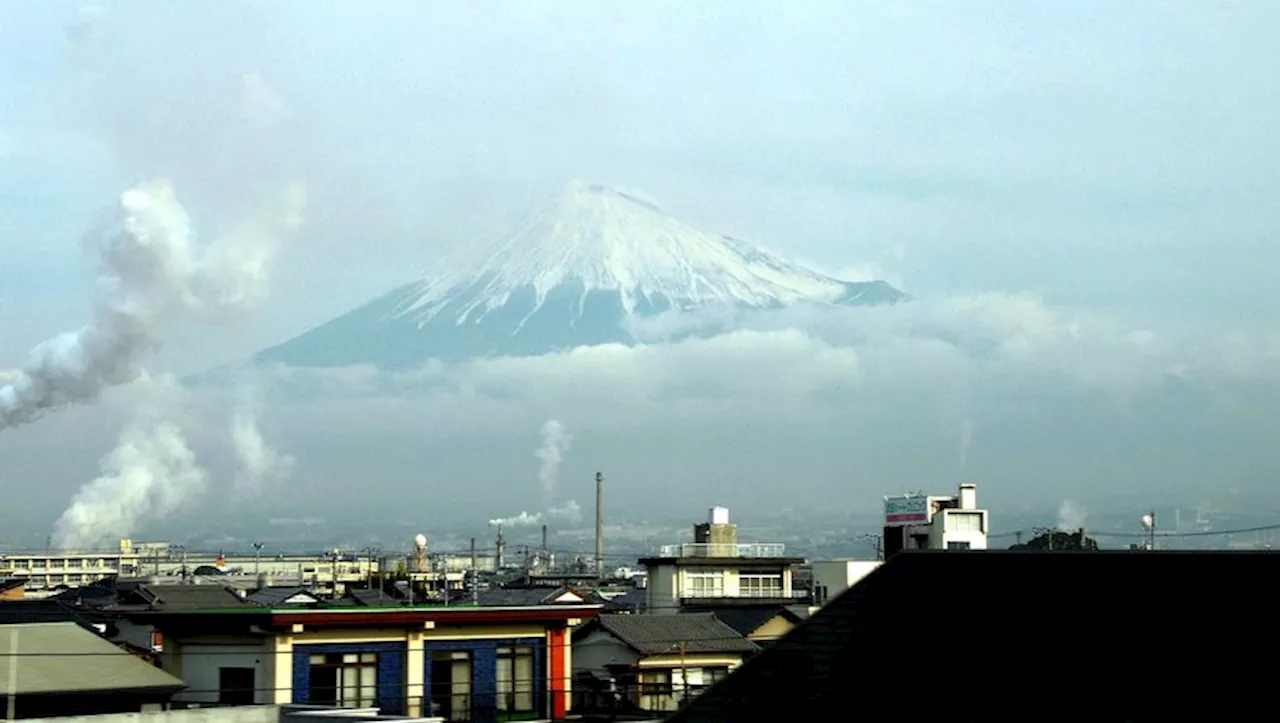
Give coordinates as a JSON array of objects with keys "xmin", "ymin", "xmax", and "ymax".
[
  {"xmin": 309, "ymin": 652, "xmax": 378, "ymax": 708},
  {"xmin": 704, "ymin": 666, "xmax": 730, "ymax": 686},
  {"xmin": 219, "ymin": 667, "xmax": 256, "ymax": 705},
  {"xmin": 947, "ymin": 541, "xmax": 971, "ymax": 550},
  {"xmin": 635, "ymin": 669, "xmax": 674, "ymax": 712},
  {"xmin": 496, "ymin": 646, "xmax": 535, "ymax": 713},
  {"xmin": 739, "ymin": 574, "xmax": 783, "ymax": 598},
  {"xmin": 430, "ymin": 651, "xmax": 472, "ymax": 722},
  {"xmin": 686, "ymin": 572, "xmax": 724, "ymax": 598},
  {"xmin": 946, "ymin": 512, "xmax": 983, "ymax": 533}
]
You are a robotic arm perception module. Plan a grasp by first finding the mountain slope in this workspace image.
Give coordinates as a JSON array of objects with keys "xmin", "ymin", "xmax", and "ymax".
[{"xmin": 256, "ymin": 180, "xmax": 905, "ymax": 369}]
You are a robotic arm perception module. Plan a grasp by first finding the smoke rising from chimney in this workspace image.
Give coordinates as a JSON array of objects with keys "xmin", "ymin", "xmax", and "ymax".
[
  {"xmin": 51, "ymin": 373, "xmax": 206, "ymax": 549},
  {"xmin": 536, "ymin": 419, "xmax": 571, "ymax": 509},
  {"xmin": 0, "ymin": 180, "xmax": 294, "ymax": 431},
  {"xmin": 1057, "ymin": 499, "xmax": 1087, "ymax": 531},
  {"xmin": 489, "ymin": 500, "xmax": 582, "ymax": 528}
]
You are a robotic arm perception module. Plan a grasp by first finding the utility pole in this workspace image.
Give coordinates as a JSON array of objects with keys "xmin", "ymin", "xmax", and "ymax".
[
  {"xmin": 6, "ymin": 627, "xmax": 18, "ymax": 721},
  {"xmin": 470, "ymin": 537, "xmax": 479, "ymax": 605},
  {"xmin": 253, "ymin": 542, "xmax": 264, "ymax": 579},
  {"xmin": 676, "ymin": 642, "xmax": 689, "ymax": 704}
]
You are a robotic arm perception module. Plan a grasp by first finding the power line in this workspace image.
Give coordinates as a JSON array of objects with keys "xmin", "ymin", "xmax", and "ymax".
[{"xmin": 989, "ymin": 522, "xmax": 1280, "ymax": 540}]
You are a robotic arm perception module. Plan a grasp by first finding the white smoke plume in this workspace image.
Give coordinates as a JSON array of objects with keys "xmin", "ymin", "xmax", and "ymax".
[
  {"xmin": 535, "ymin": 419, "xmax": 572, "ymax": 509},
  {"xmin": 230, "ymin": 407, "xmax": 296, "ymax": 497},
  {"xmin": 489, "ymin": 511, "xmax": 542, "ymax": 528},
  {"xmin": 51, "ymin": 374, "xmax": 206, "ymax": 549},
  {"xmin": 546, "ymin": 499, "xmax": 582, "ymax": 524},
  {"xmin": 0, "ymin": 180, "xmax": 283, "ymax": 431},
  {"xmin": 1057, "ymin": 499, "xmax": 1088, "ymax": 531},
  {"xmin": 489, "ymin": 500, "xmax": 582, "ymax": 529}
]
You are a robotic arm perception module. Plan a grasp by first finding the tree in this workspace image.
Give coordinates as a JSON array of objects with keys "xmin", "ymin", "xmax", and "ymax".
[{"xmin": 1010, "ymin": 529, "xmax": 1099, "ymax": 551}]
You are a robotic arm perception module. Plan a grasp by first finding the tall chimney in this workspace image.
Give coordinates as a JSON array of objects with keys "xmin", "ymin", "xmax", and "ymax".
[
  {"xmin": 595, "ymin": 472, "xmax": 604, "ymax": 580},
  {"xmin": 541, "ymin": 524, "xmax": 549, "ymax": 556},
  {"xmin": 496, "ymin": 524, "xmax": 506, "ymax": 570}
]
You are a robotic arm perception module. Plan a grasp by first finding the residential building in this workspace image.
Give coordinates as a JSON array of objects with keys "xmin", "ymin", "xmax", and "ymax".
[
  {"xmin": 0, "ymin": 622, "xmax": 184, "ymax": 718},
  {"xmin": 639, "ymin": 507, "xmax": 807, "ymax": 614},
  {"xmin": 133, "ymin": 597, "xmax": 601, "ymax": 722},
  {"xmin": 666, "ymin": 550, "xmax": 1280, "ymax": 722},
  {"xmin": 809, "ymin": 559, "xmax": 882, "ymax": 606},
  {"xmin": 571, "ymin": 613, "xmax": 757, "ymax": 715},
  {"xmin": 882, "ymin": 481, "xmax": 989, "ymax": 555}
]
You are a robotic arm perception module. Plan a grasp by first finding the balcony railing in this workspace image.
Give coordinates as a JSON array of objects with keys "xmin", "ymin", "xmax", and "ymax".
[{"xmin": 657, "ymin": 543, "xmax": 787, "ymax": 558}]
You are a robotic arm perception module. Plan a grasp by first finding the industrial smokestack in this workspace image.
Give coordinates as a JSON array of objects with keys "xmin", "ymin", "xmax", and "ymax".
[
  {"xmin": 541, "ymin": 524, "xmax": 548, "ymax": 556},
  {"xmin": 595, "ymin": 471, "xmax": 604, "ymax": 580},
  {"xmin": 495, "ymin": 524, "xmax": 506, "ymax": 570}
]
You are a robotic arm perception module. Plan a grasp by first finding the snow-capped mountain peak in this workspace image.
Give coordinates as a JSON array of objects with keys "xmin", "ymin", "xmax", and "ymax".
[
  {"xmin": 394, "ymin": 180, "xmax": 855, "ymax": 326},
  {"xmin": 251, "ymin": 180, "xmax": 904, "ymax": 368}
]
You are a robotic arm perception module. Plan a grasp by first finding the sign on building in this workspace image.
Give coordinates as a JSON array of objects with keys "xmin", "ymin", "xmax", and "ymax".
[{"xmin": 884, "ymin": 495, "xmax": 929, "ymax": 526}]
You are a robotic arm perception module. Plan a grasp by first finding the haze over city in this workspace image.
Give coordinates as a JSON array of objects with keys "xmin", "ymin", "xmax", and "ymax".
[{"xmin": 2, "ymin": 1, "xmax": 1278, "ymax": 550}]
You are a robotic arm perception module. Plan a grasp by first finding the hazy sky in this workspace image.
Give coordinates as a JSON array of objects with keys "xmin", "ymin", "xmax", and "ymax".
[{"xmin": 1, "ymin": 2, "xmax": 1279, "ymax": 548}]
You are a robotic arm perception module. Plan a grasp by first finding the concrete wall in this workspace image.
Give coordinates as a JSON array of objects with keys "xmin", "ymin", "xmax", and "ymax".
[
  {"xmin": 39, "ymin": 705, "xmax": 279, "ymax": 723},
  {"xmin": 173, "ymin": 643, "xmax": 269, "ymax": 705},
  {"xmin": 810, "ymin": 560, "xmax": 882, "ymax": 606},
  {"xmin": 645, "ymin": 564, "xmax": 677, "ymax": 613},
  {"xmin": 573, "ymin": 629, "xmax": 639, "ymax": 676}
]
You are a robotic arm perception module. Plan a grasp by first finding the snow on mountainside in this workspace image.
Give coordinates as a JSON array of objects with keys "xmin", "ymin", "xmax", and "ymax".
[{"xmin": 254, "ymin": 180, "xmax": 905, "ymax": 369}]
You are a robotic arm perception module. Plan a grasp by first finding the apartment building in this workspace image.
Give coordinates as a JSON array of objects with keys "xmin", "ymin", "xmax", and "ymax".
[{"xmin": 639, "ymin": 507, "xmax": 807, "ymax": 614}]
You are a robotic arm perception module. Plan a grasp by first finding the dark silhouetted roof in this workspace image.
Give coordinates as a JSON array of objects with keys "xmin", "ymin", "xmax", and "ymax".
[
  {"xmin": 346, "ymin": 589, "xmax": 398, "ymax": 607},
  {"xmin": 247, "ymin": 586, "xmax": 318, "ymax": 606},
  {"xmin": 145, "ymin": 584, "xmax": 251, "ymax": 610},
  {"xmin": 678, "ymin": 604, "xmax": 804, "ymax": 637},
  {"xmin": 578, "ymin": 613, "xmax": 757, "ymax": 655},
  {"xmin": 667, "ymin": 551, "xmax": 1280, "ymax": 723},
  {"xmin": 0, "ymin": 600, "xmax": 111, "ymax": 630}
]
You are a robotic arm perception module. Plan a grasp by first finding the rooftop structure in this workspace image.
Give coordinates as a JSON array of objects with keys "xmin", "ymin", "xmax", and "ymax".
[{"xmin": 639, "ymin": 507, "xmax": 808, "ymax": 614}]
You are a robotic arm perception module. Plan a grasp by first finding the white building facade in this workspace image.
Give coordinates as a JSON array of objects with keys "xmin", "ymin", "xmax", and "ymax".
[{"xmin": 883, "ymin": 482, "xmax": 989, "ymax": 556}]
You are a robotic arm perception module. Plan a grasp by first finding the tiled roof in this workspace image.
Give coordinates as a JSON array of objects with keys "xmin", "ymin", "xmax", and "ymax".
[
  {"xmin": 246, "ymin": 586, "xmax": 318, "ymax": 606},
  {"xmin": 145, "ymin": 584, "xmax": 252, "ymax": 610},
  {"xmin": 587, "ymin": 613, "xmax": 758, "ymax": 655},
  {"xmin": 0, "ymin": 622, "xmax": 183, "ymax": 695}
]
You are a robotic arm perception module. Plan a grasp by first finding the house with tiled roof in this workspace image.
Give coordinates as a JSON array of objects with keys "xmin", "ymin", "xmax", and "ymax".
[
  {"xmin": 571, "ymin": 612, "xmax": 757, "ymax": 715},
  {"xmin": 0, "ymin": 622, "xmax": 184, "ymax": 717},
  {"xmin": 130, "ymin": 593, "xmax": 602, "ymax": 721}
]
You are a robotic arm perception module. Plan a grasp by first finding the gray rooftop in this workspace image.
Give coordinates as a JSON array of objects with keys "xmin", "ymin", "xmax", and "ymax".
[
  {"xmin": 588, "ymin": 613, "xmax": 759, "ymax": 655},
  {"xmin": 0, "ymin": 622, "xmax": 184, "ymax": 696},
  {"xmin": 146, "ymin": 584, "xmax": 252, "ymax": 610}
]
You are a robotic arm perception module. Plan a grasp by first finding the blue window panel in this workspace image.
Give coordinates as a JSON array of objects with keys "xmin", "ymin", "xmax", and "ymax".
[
  {"xmin": 292, "ymin": 642, "xmax": 407, "ymax": 716},
  {"xmin": 423, "ymin": 637, "xmax": 546, "ymax": 723}
]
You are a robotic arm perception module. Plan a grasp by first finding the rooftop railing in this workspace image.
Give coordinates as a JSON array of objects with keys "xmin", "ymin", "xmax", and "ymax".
[{"xmin": 656, "ymin": 542, "xmax": 788, "ymax": 558}]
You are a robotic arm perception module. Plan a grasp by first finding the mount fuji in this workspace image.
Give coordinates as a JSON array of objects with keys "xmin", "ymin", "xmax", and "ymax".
[{"xmin": 255, "ymin": 181, "xmax": 905, "ymax": 369}]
